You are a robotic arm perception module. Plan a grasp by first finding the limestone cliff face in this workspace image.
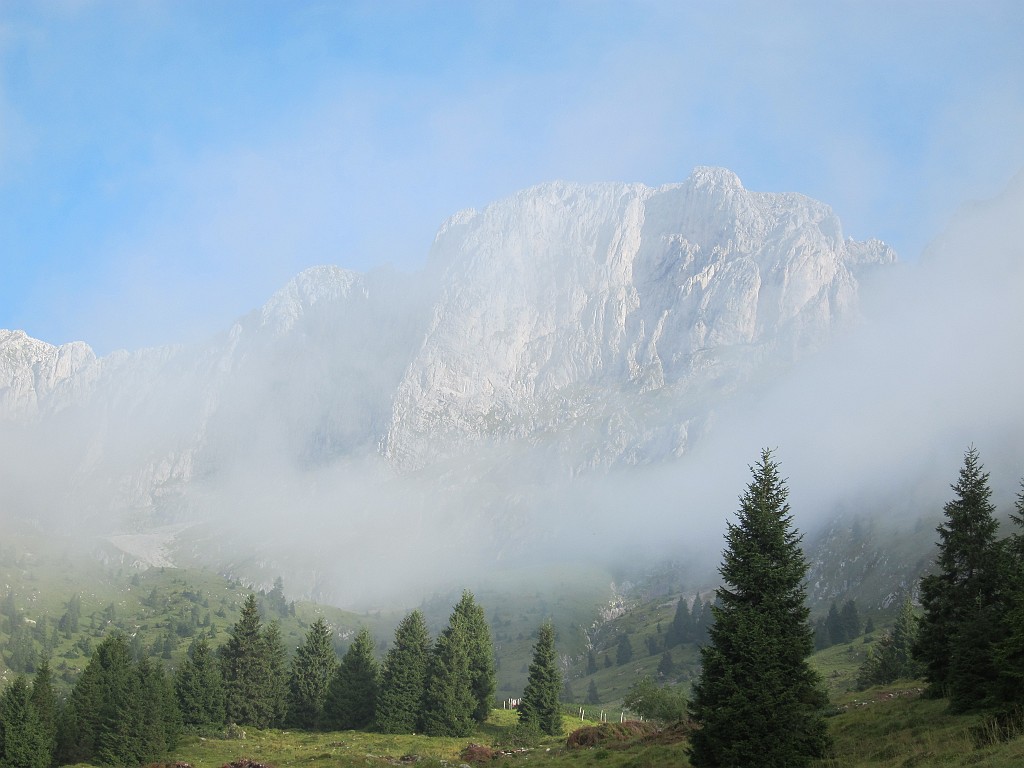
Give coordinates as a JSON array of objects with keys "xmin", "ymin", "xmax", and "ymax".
[
  {"xmin": 0, "ymin": 168, "xmax": 894, "ymax": 519},
  {"xmin": 382, "ymin": 167, "xmax": 894, "ymax": 469}
]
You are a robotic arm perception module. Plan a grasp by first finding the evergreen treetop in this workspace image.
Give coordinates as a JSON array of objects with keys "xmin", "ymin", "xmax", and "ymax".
[
  {"xmin": 376, "ymin": 610, "xmax": 431, "ymax": 734},
  {"xmin": 518, "ymin": 621, "xmax": 562, "ymax": 736},
  {"xmin": 420, "ymin": 613, "xmax": 475, "ymax": 737},
  {"xmin": 914, "ymin": 447, "xmax": 1002, "ymax": 702},
  {"xmin": 452, "ymin": 591, "xmax": 497, "ymax": 724},
  {"xmin": 688, "ymin": 449, "xmax": 830, "ymax": 768},
  {"xmin": 286, "ymin": 617, "xmax": 338, "ymax": 730},
  {"xmin": 324, "ymin": 627, "xmax": 379, "ymax": 731}
]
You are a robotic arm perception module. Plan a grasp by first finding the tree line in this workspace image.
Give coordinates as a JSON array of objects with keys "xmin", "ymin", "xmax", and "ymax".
[{"xmin": 0, "ymin": 587, "xmax": 570, "ymax": 766}]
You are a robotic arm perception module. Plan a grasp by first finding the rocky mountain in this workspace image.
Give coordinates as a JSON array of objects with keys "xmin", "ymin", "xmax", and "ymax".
[
  {"xmin": 0, "ymin": 167, "xmax": 912, "ymax": 604},
  {"xmin": 0, "ymin": 168, "xmax": 893, "ymax": 520}
]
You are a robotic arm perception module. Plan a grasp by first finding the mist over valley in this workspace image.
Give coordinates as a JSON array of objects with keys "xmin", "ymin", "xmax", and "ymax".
[{"xmin": 3, "ymin": 167, "xmax": 1022, "ymax": 614}]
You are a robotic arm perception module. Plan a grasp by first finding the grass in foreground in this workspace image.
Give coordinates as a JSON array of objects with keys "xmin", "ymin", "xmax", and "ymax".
[{"xmin": 159, "ymin": 689, "xmax": 1024, "ymax": 768}]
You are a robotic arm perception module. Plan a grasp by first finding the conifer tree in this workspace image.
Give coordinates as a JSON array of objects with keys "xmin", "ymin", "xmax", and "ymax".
[
  {"xmin": 92, "ymin": 635, "xmax": 142, "ymax": 767},
  {"xmin": 262, "ymin": 621, "xmax": 289, "ymax": 727},
  {"xmin": 135, "ymin": 656, "xmax": 180, "ymax": 761},
  {"xmin": 691, "ymin": 597, "xmax": 711, "ymax": 645},
  {"xmin": 518, "ymin": 621, "xmax": 562, "ymax": 736},
  {"xmin": 585, "ymin": 679, "xmax": 600, "ymax": 705},
  {"xmin": 452, "ymin": 591, "xmax": 496, "ymax": 723},
  {"xmin": 825, "ymin": 601, "xmax": 846, "ymax": 646},
  {"xmin": 29, "ymin": 657, "xmax": 58, "ymax": 760},
  {"xmin": 657, "ymin": 649, "xmax": 675, "ymax": 679},
  {"xmin": 688, "ymin": 449, "xmax": 830, "ymax": 768},
  {"xmin": 841, "ymin": 600, "xmax": 861, "ymax": 641},
  {"xmin": 665, "ymin": 597, "xmax": 691, "ymax": 648},
  {"xmin": 324, "ymin": 628, "xmax": 379, "ymax": 730},
  {"xmin": 991, "ymin": 481, "xmax": 1024, "ymax": 705},
  {"xmin": 175, "ymin": 636, "xmax": 225, "ymax": 729},
  {"xmin": 219, "ymin": 594, "xmax": 281, "ymax": 728},
  {"xmin": 376, "ymin": 610, "xmax": 431, "ymax": 734},
  {"xmin": 287, "ymin": 618, "xmax": 337, "ymax": 729},
  {"xmin": 615, "ymin": 633, "xmax": 633, "ymax": 666},
  {"xmin": 585, "ymin": 649, "xmax": 598, "ymax": 675},
  {"xmin": 420, "ymin": 615, "xmax": 475, "ymax": 737},
  {"xmin": 0, "ymin": 675, "xmax": 51, "ymax": 768},
  {"xmin": 914, "ymin": 447, "xmax": 1002, "ymax": 707},
  {"xmin": 857, "ymin": 599, "xmax": 923, "ymax": 688}
]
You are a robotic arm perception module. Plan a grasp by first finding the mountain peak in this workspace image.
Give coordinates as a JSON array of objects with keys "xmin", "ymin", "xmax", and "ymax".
[
  {"xmin": 258, "ymin": 265, "xmax": 365, "ymax": 334},
  {"xmin": 688, "ymin": 166, "xmax": 743, "ymax": 190}
]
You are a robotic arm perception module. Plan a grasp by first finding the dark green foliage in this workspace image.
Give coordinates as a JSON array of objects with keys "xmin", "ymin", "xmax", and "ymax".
[
  {"xmin": 657, "ymin": 649, "xmax": 675, "ymax": 679},
  {"xmin": 134, "ymin": 657, "xmax": 181, "ymax": 759},
  {"xmin": 518, "ymin": 621, "xmax": 562, "ymax": 736},
  {"xmin": 0, "ymin": 676, "xmax": 51, "ymax": 768},
  {"xmin": 623, "ymin": 676, "xmax": 687, "ymax": 723},
  {"xmin": 262, "ymin": 621, "xmax": 289, "ymax": 727},
  {"xmin": 175, "ymin": 637, "xmax": 226, "ymax": 729},
  {"xmin": 324, "ymin": 627, "xmax": 379, "ymax": 730},
  {"xmin": 451, "ymin": 591, "xmax": 496, "ymax": 723},
  {"xmin": 665, "ymin": 597, "xmax": 692, "ymax": 648},
  {"xmin": 286, "ymin": 618, "xmax": 338, "ymax": 729},
  {"xmin": 826, "ymin": 602, "xmax": 847, "ymax": 645},
  {"xmin": 585, "ymin": 649, "xmax": 598, "ymax": 675},
  {"xmin": 29, "ymin": 658, "xmax": 58, "ymax": 760},
  {"xmin": 615, "ymin": 633, "xmax": 633, "ymax": 666},
  {"xmin": 376, "ymin": 610, "xmax": 430, "ymax": 734},
  {"xmin": 841, "ymin": 600, "xmax": 861, "ymax": 640},
  {"xmin": 57, "ymin": 634, "xmax": 178, "ymax": 766},
  {"xmin": 688, "ymin": 449, "xmax": 830, "ymax": 768},
  {"xmin": 420, "ymin": 615, "xmax": 475, "ymax": 737},
  {"xmin": 994, "ymin": 481, "xmax": 1024, "ymax": 704},
  {"xmin": 560, "ymin": 677, "xmax": 575, "ymax": 704},
  {"xmin": 58, "ymin": 594, "xmax": 80, "ymax": 637},
  {"xmin": 914, "ymin": 447, "xmax": 1002, "ymax": 706},
  {"xmin": 219, "ymin": 594, "xmax": 284, "ymax": 728},
  {"xmin": 5, "ymin": 625, "xmax": 37, "ymax": 675},
  {"xmin": 813, "ymin": 616, "xmax": 830, "ymax": 650},
  {"xmin": 585, "ymin": 679, "xmax": 600, "ymax": 705},
  {"xmin": 857, "ymin": 599, "xmax": 924, "ymax": 688}
]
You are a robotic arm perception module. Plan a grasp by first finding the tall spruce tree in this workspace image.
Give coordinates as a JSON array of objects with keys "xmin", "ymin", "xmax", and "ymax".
[
  {"xmin": 420, "ymin": 614, "xmax": 475, "ymax": 737},
  {"xmin": 825, "ymin": 602, "xmax": 846, "ymax": 646},
  {"xmin": 451, "ymin": 591, "xmax": 496, "ymax": 723},
  {"xmin": 615, "ymin": 633, "xmax": 633, "ymax": 666},
  {"xmin": 857, "ymin": 599, "xmax": 924, "ymax": 689},
  {"xmin": 0, "ymin": 676, "xmax": 51, "ymax": 768},
  {"xmin": 518, "ymin": 621, "xmax": 562, "ymax": 736},
  {"xmin": 134, "ymin": 656, "xmax": 180, "ymax": 761},
  {"xmin": 994, "ymin": 479, "xmax": 1024, "ymax": 705},
  {"xmin": 665, "ymin": 597, "xmax": 691, "ymax": 648},
  {"xmin": 324, "ymin": 628, "xmax": 379, "ymax": 730},
  {"xmin": 175, "ymin": 637, "xmax": 225, "ymax": 729},
  {"xmin": 287, "ymin": 618, "xmax": 338, "ymax": 729},
  {"xmin": 914, "ymin": 447, "xmax": 1002, "ymax": 708},
  {"xmin": 841, "ymin": 600, "xmax": 861, "ymax": 641},
  {"xmin": 688, "ymin": 449, "xmax": 830, "ymax": 768},
  {"xmin": 262, "ymin": 621, "xmax": 289, "ymax": 727},
  {"xmin": 376, "ymin": 610, "xmax": 431, "ymax": 734},
  {"xmin": 29, "ymin": 658, "xmax": 58, "ymax": 761},
  {"xmin": 220, "ymin": 594, "xmax": 277, "ymax": 728}
]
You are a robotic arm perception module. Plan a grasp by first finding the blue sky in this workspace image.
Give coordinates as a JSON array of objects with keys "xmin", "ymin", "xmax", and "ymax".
[{"xmin": 2, "ymin": 1, "xmax": 1023, "ymax": 354}]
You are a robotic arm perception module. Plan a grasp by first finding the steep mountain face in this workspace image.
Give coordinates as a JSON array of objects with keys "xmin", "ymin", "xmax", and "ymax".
[
  {"xmin": 384, "ymin": 167, "xmax": 893, "ymax": 469},
  {"xmin": 0, "ymin": 168, "xmax": 893, "ymax": 526}
]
